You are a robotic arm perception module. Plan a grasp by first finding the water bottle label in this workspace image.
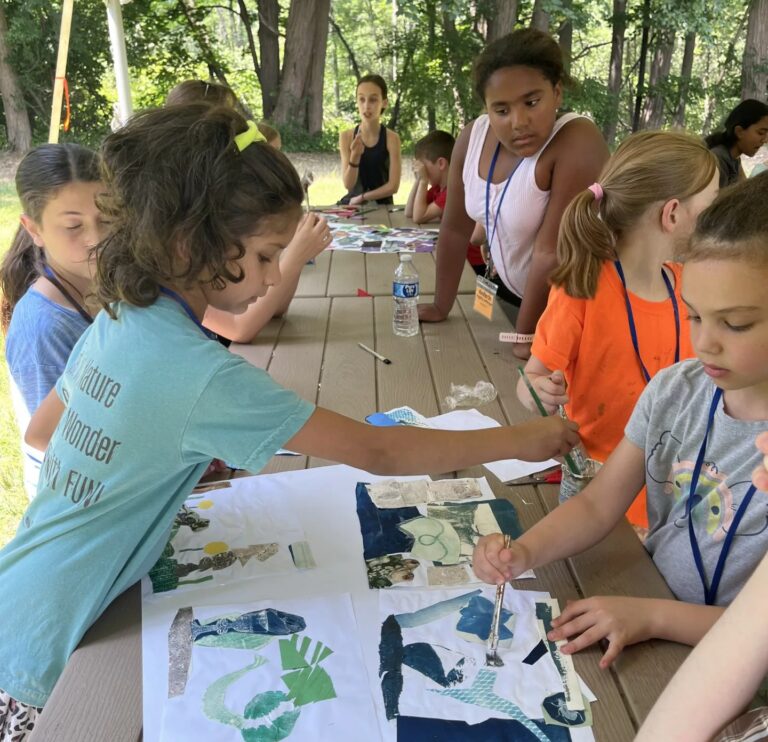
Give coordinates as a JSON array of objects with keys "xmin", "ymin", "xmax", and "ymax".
[{"xmin": 393, "ymin": 281, "xmax": 419, "ymax": 299}]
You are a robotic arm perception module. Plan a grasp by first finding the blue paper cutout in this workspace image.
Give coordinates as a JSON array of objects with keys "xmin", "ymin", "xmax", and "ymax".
[
  {"xmin": 396, "ymin": 715, "xmax": 572, "ymax": 741},
  {"xmin": 191, "ymin": 609, "xmax": 305, "ymax": 643},
  {"xmin": 456, "ymin": 595, "xmax": 513, "ymax": 642},
  {"xmin": 522, "ymin": 640, "xmax": 548, "ymax": 666},
  {"xmin": 395, "ymin": 589, "xmax": 481, "ymax": 629},
  {"xmin": 356, "ymin": 483, "xmax": 419, "ymax": 559}
]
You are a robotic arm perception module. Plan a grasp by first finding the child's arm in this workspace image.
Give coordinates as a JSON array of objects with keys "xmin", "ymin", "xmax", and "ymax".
[
  {"xmin": 752, "ymin": 431, "xmax": 768, "ymax": 490},
  {"xmin": 637, "ymin": 514, "xmax": 768, "ymax": 740},
  {"xmin": 203, "ymin": 214, "xmax": 330, "ymax": 342},
  {"xmin": 351, "ymin": 130, "xmax": 402, "ymax": 203},
  {"xmin": 404, "ymin": 178, "xmax": 418, "ymax": 218},
  {"xmin": 25, "ymin": 387, "xmax": 65, "ymax": 451},
  {"xmin": 409, "ymin": 160, "xmax": 443, "ymax": 224},
  {"xmin": 340, "ymin": 129, "xmax": 364, "ymax": 192},
  {"xmin": 516, "ymin": 355, "xmax": 568, "ymax": 414},
  {"xmin": 284, "ymin": 407, "xmax": 580, "ymax": 476},
  {"xmin": 473, "ymin": 436, "xmax": 647, "ymax": 584}
]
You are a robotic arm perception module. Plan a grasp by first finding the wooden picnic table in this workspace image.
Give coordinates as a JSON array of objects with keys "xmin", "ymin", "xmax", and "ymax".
[
  {"xmin": 295, "ymin": 205, "xmax": 478, "ymax": 298},
  {"xmin": 31, "ymin": 236, "xmax": 690, "ymax": 741}
]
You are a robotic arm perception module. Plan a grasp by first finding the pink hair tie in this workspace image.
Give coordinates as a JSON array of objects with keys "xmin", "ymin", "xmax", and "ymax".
[{"xmin": 588, "ymin": 182, "xmax": 604, "ymax": 202}]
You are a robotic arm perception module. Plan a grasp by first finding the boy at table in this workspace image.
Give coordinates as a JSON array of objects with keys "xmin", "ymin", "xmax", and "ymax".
[
  {"xmin": 474, "ymin": 173, "xmax": 768, "ymax": 669},
  {"xmin": 405, "ymin": 130, "xmax": 485, "ymax": 273}
]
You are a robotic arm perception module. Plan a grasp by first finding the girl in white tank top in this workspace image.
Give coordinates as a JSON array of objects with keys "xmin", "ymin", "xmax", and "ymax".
[{"xmin": 463, "ymin": 112, "xmax": 583, "ymax": 298}]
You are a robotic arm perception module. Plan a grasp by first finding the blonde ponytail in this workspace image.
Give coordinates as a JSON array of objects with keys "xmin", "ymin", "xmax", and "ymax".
[{"xmin": 552, "ymin": 130, "xmax": 717, "ymax": 299}]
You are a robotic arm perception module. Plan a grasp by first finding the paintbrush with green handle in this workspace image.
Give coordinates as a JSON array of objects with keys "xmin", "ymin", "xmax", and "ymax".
[{"xmin": 517, "ymin": 366, "xmax": 581, "ymax": 476}]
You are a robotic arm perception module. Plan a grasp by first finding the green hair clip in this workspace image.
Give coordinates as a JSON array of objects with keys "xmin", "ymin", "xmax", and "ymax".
[{"xmin": 234, "ymin": 120, "xmax": 266, "ymax": 152}]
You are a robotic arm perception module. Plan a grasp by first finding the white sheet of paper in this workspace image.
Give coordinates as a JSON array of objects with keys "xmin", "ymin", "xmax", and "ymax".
[
  {"xmin": 141, "ymin": 476, "xmax": 307, "ymax": 600},
  {"xmin": 143, "ymin": 465, "xmax": 431, "ymax": 742},
  {"xmin": 157, "ymin": 594, "xmax": 378, "ymax": 741},
  {"xmin": 426, "ymin": 409, "xmax": 559, "ymax": 482},
  {"xmin": 372, "ymin": 586, "xmax": 596, "ymax": 741}
]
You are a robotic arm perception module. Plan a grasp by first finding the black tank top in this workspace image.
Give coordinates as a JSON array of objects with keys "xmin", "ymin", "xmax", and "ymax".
[{"xmin": 342, "ymin": 124, "xmax": 393, "ymax": 205}]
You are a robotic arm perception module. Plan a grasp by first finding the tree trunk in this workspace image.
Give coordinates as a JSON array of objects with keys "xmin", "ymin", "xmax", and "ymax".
[
  {"xmin": 177, "ymin": 0, "xmax": 233, "ymax": 90},
  {"xmin": 0, "ymin": 3, "xmax": 31, "ymax": 152},
  {"xmin": 603, "ymin": 0, "xmax": 626, "ymax": 145},
  {"xmin": 673, "ymin": 31, "xmax": 696, "ymax": 128},
  {"xmin": 427, "ymin": 0, "xmax": 436, "ymax": 131},
  {"xmin": 258, "ymin": 0, "xmax": 280, "ymax": 119},
  {"xmin": 306, "ymin": 0, "xmax": 330, "ymax": 135},
  {"xmin": 641, "ymin": 31, "xmax": 676, "ymax": 130},
  {"xmin": 531, "ymin": 0, "xmax": 549, "ymax": 31},
  {"xmin": 742, "ymin": 0, "xmax": 768, "ymax": 100},
  {"xmin": 558, "ymin": 0, "xmax": 573, "ymax": 74},
  {"xmin": 272, "ymin": 0, "xmax": 315, "ymax": 128},
  {"xmin": 236, "ymin": 0, "xmax": 261, "ymax": 85},
  {"xmin": 329, "ymin": 16, "xmax": 361, "ymax": 80},
  {"xmin": 632, "ymin": 0, "xmax": 652, "ymax": 132},
  {"xmin": 487, "ymin": 0, "xmax": 518, "ymax": 41},
  {"xmin": 441, "ymin": 10, "xmax": 470, "ymax": 125}
]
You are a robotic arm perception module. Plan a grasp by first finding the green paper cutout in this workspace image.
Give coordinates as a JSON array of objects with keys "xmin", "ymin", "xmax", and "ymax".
[
  {"xmin": 240, "ymin": 709, "xmax": 300, "ymax": 741},
  {"xmin": 203, "ymin": 655, "xmax": 268, "ymax": 729},
  {"xmin": 278, "ymin": 635, "xmax": 337, "ymax": 706},
  {"xmin": 398, "ymin": 516, "xmax": 462, "ymax": 564},
  {"xmin": 195, "ymin": 633, "xmax": 274, "ymax": 650},
  {"xmin": 283, "ymin": 664, "xmax": 336, "ymax": 706},
  {"xmin": 244, "ymin": 690, "xmax": 288, "ymax": 720}
]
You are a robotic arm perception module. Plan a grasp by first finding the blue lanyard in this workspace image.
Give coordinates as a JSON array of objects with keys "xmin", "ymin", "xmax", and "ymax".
[
  {"xmin": 158, "ymin": 287, "xmax": 218, "ymax": 341},
  {"xmin": 614, "ymin": 260, "xmax": 680, "ymax": 384},
  {"xmin": 686, "ymin": 386, "xmax": 758, "ymax": 605},
  {"xmin": 484, "ymin": 143, "xmax": 523, "ymax": 259}
]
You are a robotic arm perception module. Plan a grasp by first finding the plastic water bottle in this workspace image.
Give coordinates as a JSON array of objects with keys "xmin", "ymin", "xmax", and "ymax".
[{"xmin": 392, "ymin": 254, "xmax": 419, "ymax": 337}]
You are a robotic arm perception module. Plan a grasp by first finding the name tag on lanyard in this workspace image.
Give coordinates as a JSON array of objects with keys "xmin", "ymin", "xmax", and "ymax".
[{"xmin": 474, "ymin": 274, "xmax": 498, "ymax": 320}]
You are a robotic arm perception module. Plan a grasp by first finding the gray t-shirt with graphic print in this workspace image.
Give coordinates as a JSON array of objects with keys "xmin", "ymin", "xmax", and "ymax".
[{"xmin": 625, "ymin": 359, "xmax": 767, "ymax": 607}]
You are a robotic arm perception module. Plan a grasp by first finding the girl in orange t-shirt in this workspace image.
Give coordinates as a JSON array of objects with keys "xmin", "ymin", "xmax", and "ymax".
[{"xmin": 518, "ymin": 130, "xmax": 719, "ymax": 527}]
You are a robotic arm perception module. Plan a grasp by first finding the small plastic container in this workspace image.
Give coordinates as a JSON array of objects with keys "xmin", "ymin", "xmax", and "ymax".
[{"xmin": 559, "ymin": 458, "xmax": 602, "ymax": 504}]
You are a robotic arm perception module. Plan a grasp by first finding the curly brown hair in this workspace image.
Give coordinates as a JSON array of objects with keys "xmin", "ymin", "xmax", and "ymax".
[{"xmin": 95, "ymin": 103, "xmax": 303, "ymax": 314}]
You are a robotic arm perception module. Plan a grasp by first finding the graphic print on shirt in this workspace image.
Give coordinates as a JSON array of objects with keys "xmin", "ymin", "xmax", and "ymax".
[{"xmin": 647, "ymin": 430, "xmax": 766, "ymax": 540}]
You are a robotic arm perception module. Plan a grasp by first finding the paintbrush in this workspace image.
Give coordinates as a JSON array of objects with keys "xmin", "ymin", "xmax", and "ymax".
[
  {"xmin": 486, "ymin": 533, "xmax": 512, "ymax": 667},
  {"xmin": 517, "ymin": 366, "xmax": 581, "ymax": 476},
  {"xmin": 557, "ymin": 404, "xmax": 590, "ymax": 474}
]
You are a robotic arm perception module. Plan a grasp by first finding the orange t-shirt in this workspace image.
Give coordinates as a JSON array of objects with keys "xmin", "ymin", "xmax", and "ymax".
[{"xmin": 531, "ymin": 261, "xmax": 694, "ymax": 527}]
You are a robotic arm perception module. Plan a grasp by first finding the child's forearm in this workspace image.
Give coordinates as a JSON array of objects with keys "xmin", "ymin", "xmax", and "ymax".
[
  {"xmin": 646, "ymin": 599, "xmax": 725, "ymax": 646},
  {"xmin": 412, "ymin": 181, "xmax": 430, "ymax": 223},
  {"xmin": 404, "ymin": 181, "xmax": 417, "ymax": 217}
]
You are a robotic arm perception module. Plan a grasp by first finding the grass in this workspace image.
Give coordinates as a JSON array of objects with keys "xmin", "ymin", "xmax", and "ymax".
[
  {"xmin": 0, "ymin": 181, "xmax": 26, "ymax": 547},
  {"xmin": 0, "ymin": 166, "xmax": 416, "ymax": 547}
]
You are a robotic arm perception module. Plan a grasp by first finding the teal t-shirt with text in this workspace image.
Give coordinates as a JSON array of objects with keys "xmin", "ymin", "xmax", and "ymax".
[{"xmin": 0, "ymin": 296, "xmax": 314, "ymax": 707}]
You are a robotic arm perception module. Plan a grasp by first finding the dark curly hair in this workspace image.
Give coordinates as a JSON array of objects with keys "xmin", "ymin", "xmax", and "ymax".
[
  {"xmin": 705, "ymin": 99, "xmax": 768, "ymax": 149},
  {"xmin": 473, "ymin": 28, "xmax": 571, "ymax": 102},
  {"xmin": 95, "ymin": 103, "xmax": 303, "ymax": 314}
]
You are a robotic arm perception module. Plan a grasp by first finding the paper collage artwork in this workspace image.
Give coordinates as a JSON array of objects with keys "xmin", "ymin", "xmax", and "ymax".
[
  {"xmin": 375, "ymin": 587, "xmax": 596, "ymax": 742},
  {"xmin": 328, "ymin": 223, "xmax": 438, "ymax": 253},
  {"xmin": 145, "ymin": 478, "xmax": 314, "ymax": 597},
  {"xmin": 356, "ymin": 480, "xmax": 524, "ymax": 589},
  {"xmin": 159, "ymin": 594, "xmax": 380, "ymax": 741}
]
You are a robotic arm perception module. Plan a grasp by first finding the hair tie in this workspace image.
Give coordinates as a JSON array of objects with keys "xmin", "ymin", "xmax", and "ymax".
[
  {"xmin": 234, "ymin": 120, "xmax": 266, "ymax": 152},
  {"xmin": 588, "ymin": 182, "xmax": 604, "ymax": 202}
]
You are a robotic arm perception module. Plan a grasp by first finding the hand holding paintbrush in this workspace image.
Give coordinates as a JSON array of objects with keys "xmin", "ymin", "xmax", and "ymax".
[{"xmin": 486, "ymin": 533, "xmax": 513, "ymax": 667}]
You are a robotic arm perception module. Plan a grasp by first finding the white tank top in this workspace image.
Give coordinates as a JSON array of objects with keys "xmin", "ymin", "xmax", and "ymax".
[{"xmin": 462, "ymin": 112, "xmax": 583, "ymax": 297}]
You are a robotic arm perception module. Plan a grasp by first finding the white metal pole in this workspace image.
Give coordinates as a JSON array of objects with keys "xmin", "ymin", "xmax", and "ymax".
[{"xmin": 105, "ymin": 0, "xmax": 133, "ymax": 128}]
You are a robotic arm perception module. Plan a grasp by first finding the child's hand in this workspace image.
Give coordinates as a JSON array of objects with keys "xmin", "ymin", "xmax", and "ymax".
[
  {"xmin": 533, "ymin": 371, "xmax": 569, "ymax": 414},
  {"xmin": 472, "ymin": 533, "xmax": 532, "ymax": 585},
  {"xmin": 349, "ymin": 194, "xmax": 366, "ymax": 206},
  {"xmin": 285, "ymin": 213, "xmax": 331, "ymax": 263},
  {"xmin": 350, "ymin": 132, "xmax": 365, "ymax": 161},
  {"xmin": 549, "ymin": 596, "xmax": 654, "ymax": 669},
  {"xmin": 511, "ymin": 416, "xmax": 580, "ymax": 462},
  {"xmin": 413, "ymin": 160, "xmax": 426, "ymax": 181},
  {"xmin": 752, "ymin": 432, "xmax": 768, "ymax": 491}
]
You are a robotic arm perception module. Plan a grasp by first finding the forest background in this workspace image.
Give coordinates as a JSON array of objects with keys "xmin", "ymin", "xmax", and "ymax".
[
  {"xmin": 0, "ymin": 0, "xmax": 766, "ymax": 544},
  {"xmin": 0, "ymin": 0, "xmax": 766, "ymax": 154}
]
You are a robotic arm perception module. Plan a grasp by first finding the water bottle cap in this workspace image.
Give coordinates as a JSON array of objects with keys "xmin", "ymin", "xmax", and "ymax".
[{"xmin": 399, "ymin": 253, "xmax": 412, "ymax": 261}]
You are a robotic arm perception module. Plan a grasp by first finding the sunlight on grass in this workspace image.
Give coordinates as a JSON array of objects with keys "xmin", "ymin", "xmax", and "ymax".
[
  {"xmin": 0, "ymin": 181, "xmax": 25, "ymax": 546},
  {"xmin": 304, "ymin": 172, "xmax": 415, "ymax": 208}
]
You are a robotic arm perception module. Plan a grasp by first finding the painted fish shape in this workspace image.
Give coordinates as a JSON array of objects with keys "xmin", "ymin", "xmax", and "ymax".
[{"xmin": 191, "ymin": 608, "xmax": 306, "ymax": 642}]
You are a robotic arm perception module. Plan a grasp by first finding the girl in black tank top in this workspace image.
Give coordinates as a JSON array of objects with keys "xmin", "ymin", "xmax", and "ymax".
[{"xmin": 339, "ymin": 75, "xmax": 401, "ymax": 206}]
